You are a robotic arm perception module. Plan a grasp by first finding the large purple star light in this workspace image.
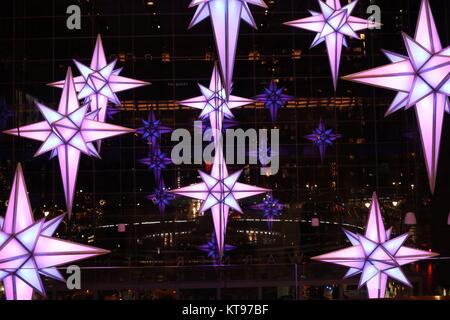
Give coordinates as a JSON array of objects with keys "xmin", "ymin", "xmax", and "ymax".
[
  {"xmin": 188, "ymin": 0, "xmax": 268, "ymax": 95},
  {"xmin": 4, "ymin": 68, "xmax": 134, "ymax": 218},
  {"xmin": 0, "ymin": 164, "xmax": 109, "ymax": 300},
  {"xmin": 343, "ymin": 0, "xmax": 450, "ymax": 193},
  {"xmin": 49, "ymin": 34, "xmax": 149, "ymax": 151},
  {"xmin": 171, "ymin": 148, "xmax": 269, "ymax": 260},
  {"xmin": 180, "ymin": 64, "xmax": 254, "ymax": 142},
  {"xmin": 255, "ymin": 80, "xmax": 293, "ymax": 122},
  {"xmin": 137, "ymin": 111, "xmax": 172, "ymax": 147},
  {"xmin": 284, "ymin": 0, "xmax": 380, "ymax": 90},
  {"xmin": 305, "ymin": 118, "xmax": 342, "ymax": 163},
  {"xmin": 312, "ymin": 192, "xmax": 438, "ymax": 299}
]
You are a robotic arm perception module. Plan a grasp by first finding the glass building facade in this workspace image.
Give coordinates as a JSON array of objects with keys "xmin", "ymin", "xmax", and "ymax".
[{"xmin": 0, "ymin": 0, "xmax": 449, "ymax": 300}]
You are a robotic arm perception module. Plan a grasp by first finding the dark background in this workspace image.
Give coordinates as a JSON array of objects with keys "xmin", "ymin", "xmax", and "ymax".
[{"xmin": 0, "ymin": 0, "xmax": 449, "ymax": 289}]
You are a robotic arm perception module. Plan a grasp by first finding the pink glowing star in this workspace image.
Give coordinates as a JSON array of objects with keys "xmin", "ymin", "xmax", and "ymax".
[
  {"xmin": 49, "ymin": 34, "xmax": 149, "ymax": 151},
  {"xmin": 188, "ymin": 0, "xmax": 268, "ymax": 96},
  {"xmin": 0, "ymin": 164, "xmax": 109, "ymax": 300},
  {"xmin": 171, "ymin": 147, "xmax": 269, "ymax": 260},
  {"xmin": 4, "ymin": 68, "xmax": 134, "ymax": 218},
  {"xmin": 342, "ymin": 0, "xmax": 450, "ymax": 193},
  {"xmin": 312, "ymin": 192, "xmax": 438, "ymax": 299},
  {"xmin": 180, "ymin": 64, "xmax": 254, "ymax": 142},
  {"xmin": 284, "ymin": 0, "xmax": 380, "ymax": 90}
]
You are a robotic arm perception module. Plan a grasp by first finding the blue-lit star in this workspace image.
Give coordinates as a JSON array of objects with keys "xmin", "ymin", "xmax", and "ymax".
[
  {"xmin": 305, "ymin": 118, "xmax": 342, "ymax": 163},
  {"xmin": 198, "ymin": 232, "xmax": 236, "ymax": 264},
  {"xmin": 147, "ymin": 180, "xmax": 175, "ymax": 214},
  {"xmin": 137, "ymin": 111, "xmax": 172, "ymax": 147},
  {"xmin": 250, "ymin": 194, "xmax": 286, "ymax": 230},
  {"xmin": 139, "ymin": 146, "xmax": 172, "ymax": 182},
  {"xmin": 255, "ymin": 80, "xmax": 293, "ymax": 122}
]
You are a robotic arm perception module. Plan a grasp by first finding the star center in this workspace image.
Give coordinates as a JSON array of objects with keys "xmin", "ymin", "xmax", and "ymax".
[
  {"xmin": 87, "ymin": 72, "xmax": 108, "ymax": 92},
  {"xmin": 51, "ymin": 117, "xmax": 80, "ymax": 143}
]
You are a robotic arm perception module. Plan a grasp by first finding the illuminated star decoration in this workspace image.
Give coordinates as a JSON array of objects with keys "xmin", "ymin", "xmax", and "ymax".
[
  {"xmin": 180, "ymin": 64, "xmax": 254, "ymax": 142},
  {"xmin": 304, "ymin": 118, "xmax": 342, "ymax": 163},
  {"xmin": 312, "ymin": 192, "xmax": 438, "ymax": 299},
  {"xmin": 4, "ymin": 68, "xmax": 134, "ymax": 218},
  {"xmin": 136, "ymin": 111, "xmax": 172, "ymax": 147},
  {"xmin": 250, "ymin": 194, "xmax": 285, "ymax": 230},
  {"xmin": 255, "ymin": 80, "xmax": 293, "ymax": 122},
  {"xmin": 171, "ymin": 148, "xmax": 270, "ymax": 260},
  {"xmin": 342, "ymin": 0, "xmax": 450, "ymax": 193},
  {"xmin": 147, "ymin": 180, "xmax": 175, "ymax": 214},
  {"xmin": 188, "ymin": 0, "xmax": 268, "ymax": 96},
  {"xmin": 284, "ymin": 0, "xmax": 380, "ymax": 90},
  {"xmin": 0, "ymin": 98, "xmax": 13, "ymax": 129},
  {"xmin": 0, "ymin": 164, "xmax": 109, "ymax": 300},
  {"xmin": 139, "ymin": 145, "xmax": 172, "ymax": 182},
  {"xmin": 49, "ymin": 34, "xmax": 149, "ymax": 151},
  {"xmin": 198, "ymin": 232, "xmax": 236, "ymax": 263}
]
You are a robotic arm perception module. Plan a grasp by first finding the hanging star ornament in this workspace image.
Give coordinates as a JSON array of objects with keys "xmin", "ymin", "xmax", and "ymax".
[
  {"xmin": 255, "ymin": 80, "xmax": 293, "ymax": 122},
  {"xmin": 250, "ymin": 193, "xmax": 285, "ymax": 230},
  {"xmin": 139, "ymin": 145, "xmax": 172, "ymax": 182},
  {"xmin": 188, "ymin": 0, "xmax": 268, "ymax": 95},
  {"xmin": 284, "ymin": 0, "xmax": 380, "ymax": 90},
  {"xmin": 312, "ymin": 192, "xmax": 438, "ymax": 299},
  {"xmin": 304, "ymin": 118, "xmax": 342, "ymax": 163},
  {"xmin": 147, "ymin": 180, "xmax": 175, "ymax": 214},
  {"xmin": 171, "ymin": 148, "xmax": 269, "ymax": 260},
  {"xmin": 49, "ymin": 34, "xmax": 149, "ymax": 151},
  {"xmin": 342, "ymin": 0, "xmax": 450, "ymax": 193},
  {"xmin": 198, "ymin": 232, "xmax": 236, "ymax": 263},
  {"xmin": 250, "ymin": 193, "xmax": 285, "ymax": 214},
  {"xmin": 4, "ymin": 68, "xmax": 134, "ymax": 218},
  {"xmin": 136, "ymin": 111, "xmax": 172, "ymax": 147},
  {"xmin": 0, "ymin": 164, "xmax": 109, "ymax": 300},
  {"xmin": 180, "ymin": 64, "xmax": 254, "ymax": 142}
]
